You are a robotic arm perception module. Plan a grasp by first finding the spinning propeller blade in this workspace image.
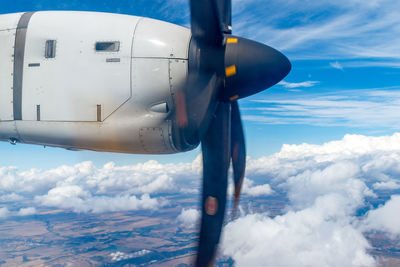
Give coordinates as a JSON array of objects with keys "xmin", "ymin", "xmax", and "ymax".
[
  {"xmin": 173, "ymin": 0, "xmax": 292, "ymax": 265},
  {"xmin": 190, "ymin": 0, "xmax": 223, "ymax": 46},
  {"xmin": 196, "ymin": 102, "xmax": 231, "ymax": 266},
  {"xmin": 230, "ymin": 101, "xmax": 246, "ymax": 214}
]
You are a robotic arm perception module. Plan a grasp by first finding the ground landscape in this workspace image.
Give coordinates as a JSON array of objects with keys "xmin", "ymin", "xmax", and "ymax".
[{"xmin": 0, "ymin": 192, "xmax": 399, "ymax": 266}]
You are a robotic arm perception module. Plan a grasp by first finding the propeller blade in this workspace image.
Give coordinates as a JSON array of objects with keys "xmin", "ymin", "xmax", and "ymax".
[
  {"xmin": 190, "ymin": 0, "xmax": 223, "ymax": 46},
  {"xmin": 174, "ymin": 73, "xmax": 223, "ymax": 147},
  {"xmin": 196, "ymin": 102, "xmax": 231, "ymax": 267},
  {"xmin": 230, "ymin": 101, "xmax": 246, "ymax": 215},
  {"xmin": 186, "ymin": 73, "xmax": 220, "ymax": 134},
  {"xmin": 216, "ymin": 0, "xmax": 232, "ymax": 34}
]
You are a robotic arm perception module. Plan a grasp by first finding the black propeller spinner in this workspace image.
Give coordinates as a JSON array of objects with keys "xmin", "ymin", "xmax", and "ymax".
[{"xmin": 173, "ymin": 0, "xmax": 291, "ymax": 266}]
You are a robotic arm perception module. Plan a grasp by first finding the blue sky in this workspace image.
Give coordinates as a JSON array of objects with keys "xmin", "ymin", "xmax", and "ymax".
[{"xmin": 2, "ymin": 0, "xmax": 400, "ymax": 168}]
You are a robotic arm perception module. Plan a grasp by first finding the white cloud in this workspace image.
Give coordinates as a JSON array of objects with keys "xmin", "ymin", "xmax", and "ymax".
[
  {"xmin": 228, "ymin": 178, "xmax": 274, "ymax": 198},
  {"xmin": 35, "ymin": 185, "xmax": 90, "ymax": 211},
  {"xmin": 228, "ymin": 177, "xmax": 274, "ymax": 197},
  {"xmin": 221, "ymin": 132, "xmax": 400, "ymax": 266},
  {"xmin": 373, "ymin": 181, "xmax": 400, "ymax": 190},
  {"xmin": 284, "ymin": 161, "xmax": 374, "ymax": 211},
  {"xmin": 0, "ymin": 193, "xmax": 24, "ymax": 202},
  {"xmin": 222, "ymin": 209, "xmax": 375, "ymax": 267},
  {"xmin": 244, "ymin": 133, "xmax": 400, "ymax": 184},
  {"xmin": 0, "ymin": 160, "xmax": 200, "ymax": 197},
  {"xmin": 0, "ymin": 207, "xmax": 10, "ymax": 219},
  {"xmin": 278, "ymin": 81, "xmax": 319, "ymax": 88},
  {"xmin": 177, "ymin": 208, "xmax": 200, "ymax": 229},
  {"xmin": 0, "ymin": 159, "xmax": 200, "ymax": 213},
  {"xmin": 86, "ymin": 194, "xmax": 164, "ymax": 213},
  {"xmin": 362, "ymin": 195, "xmax": 400, "ymax": 236},
  {"xmin": 111, "ymin": 250, "xmax": 151, "ymax": 262},
  {"xmin": 330, "ymin": 61, "xmax": 344, "ymax": 70},
  {"xmin": 241, "ymin": 178, "xmax": 274, "ymax": 197},
  {"xmin": 276, "ymin": 133, "xmax": 400, "ymax": 162},
  {"xmin": 35, "ymin": 186, "xmax": 163, "ymax": 213},
  {"xmin": 18, "ymin": 207, "xmax": 36, "ymax": 216}
]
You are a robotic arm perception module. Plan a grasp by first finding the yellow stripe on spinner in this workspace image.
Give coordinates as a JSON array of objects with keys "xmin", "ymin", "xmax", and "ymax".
[
  {"xmin": 225, "ymin": 65, "xmax": 237, "ymax": 77},
  {"xmin": 230, "ymin": 95, "xmax": 239, "ymax": 101},
  {"xmin": 227, "ymin": 38, "xmax": 238, "ymax": 44}
]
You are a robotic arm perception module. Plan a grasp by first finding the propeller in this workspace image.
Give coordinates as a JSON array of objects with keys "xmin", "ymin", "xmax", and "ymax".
[{"xmin": 173, "ymin": 0, "xmax": 291, "ymax": 265}]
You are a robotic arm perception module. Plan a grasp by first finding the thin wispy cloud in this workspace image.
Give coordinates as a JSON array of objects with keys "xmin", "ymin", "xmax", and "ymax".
[
  {"xmin": 244, "ymin": 88, "xmax": 400, "ymax": 128},
  {"xmin": 230, "ymin": 0, "xmax": 400, "ymax": 63},
  {"xmin": 279, "ymin": 80, "xmax": 319, "ymax": 89},
  {"xmin": 337, "ymin": 59, "xmax": 400, "ymax": 69},
  {"xmin": 330, "ymin": 61, "xmax": 344, "ymax": 70}
]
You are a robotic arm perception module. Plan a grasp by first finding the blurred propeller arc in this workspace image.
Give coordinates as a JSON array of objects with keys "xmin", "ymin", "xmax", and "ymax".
[{"xmin": 173, "ymin": 0, "xmax": 291, "ymax": 265}]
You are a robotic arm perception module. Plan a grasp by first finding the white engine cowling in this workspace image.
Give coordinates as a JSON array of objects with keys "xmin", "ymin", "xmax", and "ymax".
[{"xmin": 0, "ymin": 11, "xmax": 194, "ymax": 154}]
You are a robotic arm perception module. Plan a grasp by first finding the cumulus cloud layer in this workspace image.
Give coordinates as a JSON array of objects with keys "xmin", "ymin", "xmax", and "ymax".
[
  {"xmin": 0, "ymin": 153, "xmax": 269, "ymax": 215},
  {"xmin": 222, "ymin": 133, "xmax": 400, "ymax": 266},
  {"xmin": 0, "ymin": 160, "xmax": 200, "ymax": 215},
  {"xmin": 35, "ymin": 186, "xmax": 162, "ymax": 213},
  {"xmin": 1, "ymin": 132, "xmax": 400, "ymax": 266},
  {"xmin": 223, "ymin": 211, "xmax": 374, "ymax": 267},
  {"xmin": 0, "ymin": 159, "xmax": 199, "ymax": 196}
]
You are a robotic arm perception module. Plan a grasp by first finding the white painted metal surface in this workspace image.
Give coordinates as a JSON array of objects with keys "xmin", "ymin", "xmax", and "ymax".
[
  {"xmin": 0, "ymin": 11, "xmax": 192, "ymax": 154},
  {"xmin": 22, "ymin": 11, "xmax": 139, "ymax": 122},
  {"xmin": 132, "ymin": 18, "xmax": 191, "ymax": 59},
  {"xmin": 0, "ymin": 13, "xmax": 22, "ymax": 121},
  {"xmin": 0, "ymin": 12, "xmax": 22, "ymax": 30},
  {"xmin": 130, "ymin": 58, "xmax": 173, "ymax": 153},
  {"xmin": 131, "ymin": 58, "xmax": 171, "ymax": 109},
  {"xmin": 0, "ymin": 29, "xmax": 16, "ymax": 121},
  {"xmin": 169, "ymin": 59, "xmax": 188, "ymax": 96}
]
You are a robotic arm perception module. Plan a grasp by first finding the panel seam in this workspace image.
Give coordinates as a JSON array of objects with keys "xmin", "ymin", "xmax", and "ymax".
[{"xmin": 13, "ymin": 12, "xmax": 35, "ymax": 121}]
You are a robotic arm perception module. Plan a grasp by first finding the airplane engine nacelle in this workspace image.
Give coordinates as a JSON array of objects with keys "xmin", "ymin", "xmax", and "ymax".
[{"xmin": 0, "ymin": 11, "xmax": 196, "ymax": 154}]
